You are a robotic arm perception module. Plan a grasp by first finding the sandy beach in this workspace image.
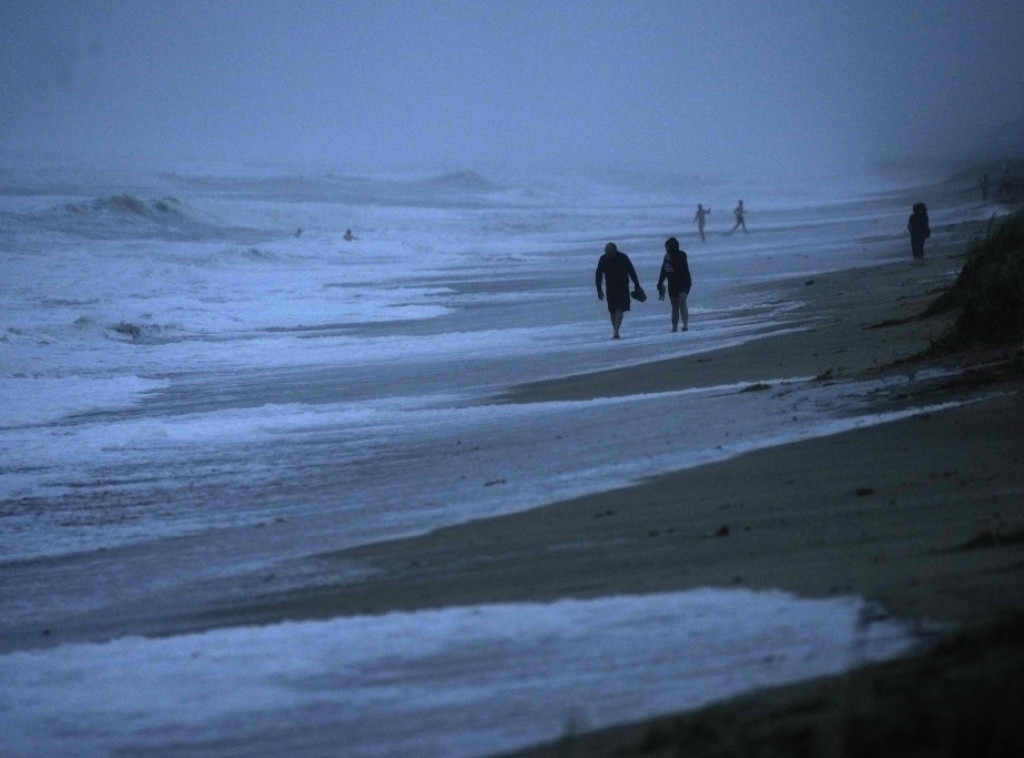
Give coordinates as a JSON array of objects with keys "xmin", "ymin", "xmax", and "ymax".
[
  {"xmin": 159, "ymin": 255, "xmax": 1023, "ymax": 633},
  {"xmin": 492, "ymin": 260, "xmax": 1024, "ymax": 753},
  {"xmin": 61, "ymin": 239, "xmax": 1020, "ymax": 754},
  {"xmin": 4, "ymin": 185, "xmax": 1023, "ymax": 755},
  {"xmin": 276, "ymin": 256, "xmax": 1024, "ymax": 756}
]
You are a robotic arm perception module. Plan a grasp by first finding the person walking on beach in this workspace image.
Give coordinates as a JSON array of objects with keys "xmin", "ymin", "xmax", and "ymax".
[
  {"xmin": 693, "ymin": 203, "xmax": 711, "ymax": 241},
  {"xmin": 727, "ymin": 200, "xmax": 746, "ymax": 235},
  {"xmin": 595, "ymin": 242, "xmax": 642, "ymax": 339},
  {"xmin": 907, "ymin": 203, "xmax": 930, "ymax": 260},
  {"xmin": 657, "ymin": 237, "xmax": 692, "ymax": 332}
]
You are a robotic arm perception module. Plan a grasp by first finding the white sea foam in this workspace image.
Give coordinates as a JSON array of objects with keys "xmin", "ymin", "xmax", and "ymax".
[
  {"xmin": 0, "ymin": 589, "xmax": 923, "ymax": 758},
  {"xmin": 0, "ymin": 375, "xmax": 169, "ymax": 428}
]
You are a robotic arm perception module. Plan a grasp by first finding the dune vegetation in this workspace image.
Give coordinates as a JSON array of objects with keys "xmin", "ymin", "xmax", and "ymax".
[{"xmin": 926, "ymin": 210, "xmax": 1024, "ymax": 352}]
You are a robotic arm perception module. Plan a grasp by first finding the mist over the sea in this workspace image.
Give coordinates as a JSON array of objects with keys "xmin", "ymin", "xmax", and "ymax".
[
  {"xmin": 2, "ymin": 0, "xmax": 1023, "ymax": 180},
  {"xmin": 5, "ymin": 3, "xmax": 1022, "ymax": 755}
]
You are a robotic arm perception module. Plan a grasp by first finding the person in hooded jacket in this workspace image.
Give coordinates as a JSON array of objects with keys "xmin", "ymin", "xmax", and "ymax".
[
  {"xmin": 907, "ymin": 203, "xmax": 930, "ymax": 260},
  {"xmin": 657, "ymin": 237, "xmax": 692, "ymax": 332}
]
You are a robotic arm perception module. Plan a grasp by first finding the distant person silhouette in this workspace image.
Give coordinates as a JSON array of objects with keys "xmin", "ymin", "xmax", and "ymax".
[
  {"xmin": 294, "ymin": 227, "xmax": 303, "ymax": 238},
  {"xmin": 656, "ymin": 237, "xmax": 692, "ymax": 332},
  {"xmin": 727, "ymin": 200, "xmax": 746, "ymax": 235},
  {"xmin": 595, "ymin": 242, "xmax": 642, "ymax": 339},
  {"xmin": 343, "ymin": 228, "xmax": 358, "ymax": 241},
  {"xmin": 693, "ymin": 204, "xmax": 711, "ymax": 241},
  {"xmin": 907, "ymin": 203, "xmax": 930, "ymax": 260}
]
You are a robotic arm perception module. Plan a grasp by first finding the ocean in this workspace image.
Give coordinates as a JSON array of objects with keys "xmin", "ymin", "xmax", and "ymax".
[{"xmin": 0, "ymin": 163, "xmax": 986, "ymax": 755}]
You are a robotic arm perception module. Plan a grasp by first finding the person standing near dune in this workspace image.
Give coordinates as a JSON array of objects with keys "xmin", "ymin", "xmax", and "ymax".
[
  {"xmin": 595, "ymin": 242, "xmax": 642, "ymax": 339},
  {"xmin": 657, "ymin": 237, "xmax": 692, "ymax": 332},
  {"xmin": 907, "ymin": 203, "xmax": 930, "ymax": 260}
]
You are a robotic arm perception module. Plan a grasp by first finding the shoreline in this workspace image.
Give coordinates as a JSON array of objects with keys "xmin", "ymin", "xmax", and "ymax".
[
  {"xmin": 488, "ymin": 254, "xmax": 1024, "ymax": 753},
  {"xmin": 6, "ymin": 223, "xmax": 1023, "ymax": 754},
  {"xmin": 502, "ymin": 255, "xmax": 963, "ymax": 403},
  {"xmin": 18, "ymin": 251, "xmax": 1023, "ymax": 642},
  {"xmin": 201, "ymin": 248, "xmax": 1023, "ymax": 755}
]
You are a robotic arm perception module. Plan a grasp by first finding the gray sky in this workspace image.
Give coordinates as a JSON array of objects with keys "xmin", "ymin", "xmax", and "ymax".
[{"xmin": 2, "ymin": 0, "xmax": 1023, "ymax": 178}]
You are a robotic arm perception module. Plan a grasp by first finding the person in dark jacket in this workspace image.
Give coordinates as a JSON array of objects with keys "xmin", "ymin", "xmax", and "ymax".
[
  {"xmin": 907, "ymin": 203, "xmax": 930, "ymax": 260},
  {"xmin": 595, "ymin": 242, "xmax": 641, "ymax": 339},
  {"xmin": 656, "ymin": 237, "xmax": 692, "ymax": 332}
]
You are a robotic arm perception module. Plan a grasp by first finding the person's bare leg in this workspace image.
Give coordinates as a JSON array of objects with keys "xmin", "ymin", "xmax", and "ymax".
[
  {"xmin": 679, "ymin": 292, "xmax": 689, "ymax": 331},
  {"xmin": 611, "ymin": 310, "xmax": 624, "ymax": 338},
  {"xmin": 670, "ymin": 297, "xmax": 679, "ymax": 332}
]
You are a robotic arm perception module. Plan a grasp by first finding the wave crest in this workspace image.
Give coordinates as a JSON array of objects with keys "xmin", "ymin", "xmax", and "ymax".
[
  {"xmin": 24, "ymin": 194, "xmax": 247, "ymax": 241},
  {"xmin": 63, "ymin": 194, "xmax": 186, "ymax": 220}
]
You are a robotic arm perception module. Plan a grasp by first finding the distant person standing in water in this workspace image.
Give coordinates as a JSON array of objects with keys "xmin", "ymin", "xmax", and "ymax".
[
  {"xmin": 343, "ymin": 228, "xmax": 358, "ymax": 241},
  {"xmin": 907, "ymin": 203, "xmax": 930, "ymax": 260},
  {"xmin": 657, "ymin": 237, "xmax": 692, "ymax": 332},
  {"xmin": 595, "ymin": 242, "xmax": 642, "ymax": 339},
  {"xmin": 693, "ymin": 203, "xmax": 711, "ymax": 241},
  {"xmin": 727, "ymin": 200, "xmax": 746, "ymax": 235}
]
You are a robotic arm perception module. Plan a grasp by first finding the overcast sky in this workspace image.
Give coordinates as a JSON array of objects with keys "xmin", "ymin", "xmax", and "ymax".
[{"xmin": 2, "ymin": 0, "xmax": 1022, "ymax": 178}]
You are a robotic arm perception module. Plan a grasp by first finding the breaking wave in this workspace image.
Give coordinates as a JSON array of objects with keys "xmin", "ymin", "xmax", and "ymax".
[
  {"xmin": 12, "ymin": 194, "xmax": 259, "ymax": 242},
  {"xmin": 63, "ymin": 194, "xmax": 185, "ymax": 218}
]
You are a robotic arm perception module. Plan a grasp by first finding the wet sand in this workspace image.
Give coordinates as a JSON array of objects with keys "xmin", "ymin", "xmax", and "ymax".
[
  {"xmin": 488, "ymin": 258, "xmax": 1024, "ymax": 755},
  {"xmin": 237, "ymin": 253, "xmax": 1023, "ymax": 757},
  {"xmin": 170, "ymin": 255, "xmax": 1022, "ymax": 632},
  {"xmin": 14, "ymin": 247, "xmax": 1024, "ymax": 755},
  {"xmin": 98, "ymin": 249, "xmax": 1022, "ymax": 757}
]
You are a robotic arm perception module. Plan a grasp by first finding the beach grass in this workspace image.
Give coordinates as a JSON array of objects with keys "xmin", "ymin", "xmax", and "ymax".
[{"xmin": 926, "ymin": 210, "xmax": 1024, "ymax": 351}]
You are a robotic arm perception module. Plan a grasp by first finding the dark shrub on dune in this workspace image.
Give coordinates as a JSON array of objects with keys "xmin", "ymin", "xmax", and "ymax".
[{"xmin": 928, "ymin": 210, "xmax": 1024, "ymax": 351}]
